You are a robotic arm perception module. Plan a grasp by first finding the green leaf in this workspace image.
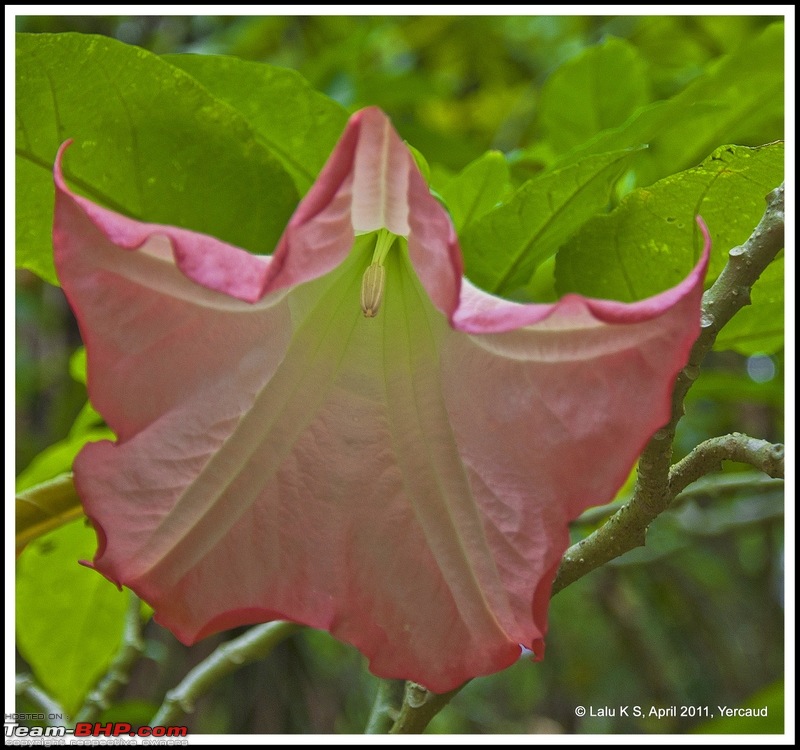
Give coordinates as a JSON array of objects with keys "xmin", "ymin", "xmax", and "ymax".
[
  {"xmin": 439, "ymin": 151, "xmax": 509, "ymax": 232},
  {"xmin": 163, "ymin": 53, "xmax": 348, "ymax": 194},
  {"xmin": 68, "ymin": 400, "xmax": 106, "ymax": 439},
  {"xmin": 555, "ymin": 143, "xmax": 784, "ymax": 301},
  {"xmin": 672, "ymin": 490, "xmax": 784, "ymax": 538},
  {"xmin": 16, "ymin": 519, "xmax": 128, "ymax": 716},
  {"xmin": 68, "ymin": 347, "xmax": 87, "ymax": 385},
  {"xmin": 16, "ymin": 473, "xmax": 83, "ymax": 554},
  {"xmin": 715, "ymin": 257, "xmax": 784, "ymax": 355},
  {"xmin": 538, "ymin": 37, "xmax": 651, "ymax": 154},
  {"xmin": 686, "ymin": 367, "xmax": 783, "ymax": 409},
  {"xmin": 551, "ymin": 23, "xmax": 784, "ymax": 187},
  {"xmin": 16, "ymin": 32, "xmax": 298, "ymax": 285},
  {"xmin": 460, "ymin": 149, "xmax": 637, "ymax": 296},
  {"xmin": 16, "ymin": 428, "xmax": 114, "ymax": 492},
  {"xmin": 405, "ymin": 142, "xmax": 432, "ymax": 184},
  {"xmin": 64, "ymin": 347, "xmax": 108, "ymax": 436}
]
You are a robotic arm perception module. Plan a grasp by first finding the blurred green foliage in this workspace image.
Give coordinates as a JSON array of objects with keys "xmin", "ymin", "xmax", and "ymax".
[
  {"xmin": 16, "ymin": 15, "xmax": 780, "ymax": 169},
  {"xmin": 15, "ymin": 14, "xmax": 784, "ymax": 735}
]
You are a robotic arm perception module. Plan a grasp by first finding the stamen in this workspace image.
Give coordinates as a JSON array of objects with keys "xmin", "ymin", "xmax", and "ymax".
[{"xmin": 361, "ymin": 263, "xmax": 386, "ymax": 318}]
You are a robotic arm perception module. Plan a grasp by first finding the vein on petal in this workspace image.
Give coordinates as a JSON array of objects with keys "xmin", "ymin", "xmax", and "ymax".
[{"xmin": 385, "ymin": 251, "xmax": 517, "ymax": 645}]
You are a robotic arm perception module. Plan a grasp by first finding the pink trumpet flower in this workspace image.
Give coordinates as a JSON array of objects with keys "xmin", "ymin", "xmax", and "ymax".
[{"xmin": 53, "ymin": 107, "xmax": 708, "ymax": 693}]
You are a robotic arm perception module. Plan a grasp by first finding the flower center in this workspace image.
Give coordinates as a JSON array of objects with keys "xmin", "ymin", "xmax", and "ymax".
[{"xmin": 360, "ymin": 229, "xmax": 398, "ymax": 318}]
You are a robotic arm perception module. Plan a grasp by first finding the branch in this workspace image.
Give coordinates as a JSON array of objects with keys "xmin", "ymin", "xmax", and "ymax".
[
  {"xmin": 552, "ymin": 183, "xmax": 784, "ymax": 594},
  {"xmin": 669, "ymin": 434, "xmax": 784, "ymax": 497},
  {"xmin": 388, "ymin": 682, "xmax": 461, "ymax": 734},
  {"xmin": 150, "ymin": 621, "xmax": 301, "ymax": 726},
  {"xmin": 74, "ymin": 591, "xmax": 145, "ymax": 723},
  {"xmin": 554, "ymin": 434, "xmax": 784, "ymax": 594},
  {"xmin": 15, "ymin": 674, "xmax": 68, "ymax": 725},
  {"xmin": 573, "ymin": 472, "xmax": 784, "ymax": 527}
]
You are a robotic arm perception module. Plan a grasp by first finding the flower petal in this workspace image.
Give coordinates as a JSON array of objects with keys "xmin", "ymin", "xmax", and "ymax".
[
  {"xmin": 53, "ymin": 144, "xmax": 290, "ymax": 443},
  {"xmin": 54, "ymin": 108, "xmax": 708, "ymax": 692},
  {"xmin": 263, "ymin": 107, "xmax": 464, "ymax": 318}
]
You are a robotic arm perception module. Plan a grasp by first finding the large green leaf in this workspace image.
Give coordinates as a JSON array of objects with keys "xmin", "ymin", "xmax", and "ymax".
[
  {"xmin": 163, "ymin": 53, "xmax": 348, "ymax": 194},
  {"xmin": 16, "ymin": 32, "xmax": 298, "ymax": 285},
  {"xmin": 16, "ymin": 519, "xmax": 128, "ymax": 716},
  {"xmin": 460, "ymin": 149, "xmax": 636, "ymax": 296},
  {"xmin": 537, "ymin": 37, "xmax": 651, "ymax": 154},
  {"xmin": 555, "ymin": 143, "xmax": 784, "ymax": 301},
  {"xmin": 438, "ymin": 150, "xmax": 509, "ymax": 232},
  {"xmin": 549, "ymin": 22, "xmax": 784, "ymax": 188}
]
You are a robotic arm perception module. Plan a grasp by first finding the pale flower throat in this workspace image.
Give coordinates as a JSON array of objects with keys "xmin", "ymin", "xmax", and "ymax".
[{"xmin": 360, "ymin": 229, "xmax": 397, "ymax": 318}]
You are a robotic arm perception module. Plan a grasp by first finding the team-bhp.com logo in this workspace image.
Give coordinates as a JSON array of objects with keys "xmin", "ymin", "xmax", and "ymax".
[
  {"xmin": 5, "ymin": 720, "xmax": 188, "ymax": 741},
  {"xmin": 77, "ymin": 723, "xmax": 187, "ymax": 738}
]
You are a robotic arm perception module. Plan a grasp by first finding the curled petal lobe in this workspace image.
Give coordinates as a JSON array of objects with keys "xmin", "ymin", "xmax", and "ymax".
[
  {"xmin": 53, "ymin": 107, "xmax": 708, "ymax": 692},
  {"xmin": 262, "ymin": 108, "xmax": 464, "ymax": 318}
]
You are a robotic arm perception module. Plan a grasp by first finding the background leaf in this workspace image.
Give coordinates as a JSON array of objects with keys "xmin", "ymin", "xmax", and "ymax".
[
  {"xmin": 163, "ymin": 52, "xmax": 348, "ymax": 194},
  {"xmin": 16, "ymin": 520, "xmax": 128, "ymax": 717},
  {"xmin": 537, "ymin": 37, "xmax": 652, "ymax": 154},
  {"xmin": 545, "ymin": 23, "xmax": 784, "ymax": 188},
  {"xmin": 67, "ymin": 347, "xmax": 87, "ymax": 384},
  {"xmin": 17, "ymin": 343, "xmax": 112, "ymax": 493},
  {"xmin": 439, "ymin": 151, "xmax": 509, "ymax": 232},
  {"xmin": 16, "ymin": 474, "xmax": 82, "ymax": 554},
  {"xmin": 555, "ymin": 142, "xmax": 784, "ymax": 301},
  {"xmin": 714, "ymin": 258, "xmax": 784, "ymax": 355},
  {"xmin": 460, "ymin": 149, "xmax": 636, "ymax": 296},
  {"xmin": 16, "ymin": 32, "xmax": 299, "ymax": 285},
  {"xmin": 15, "ymin": 428, "xmax": 115, "ymax": 493},
  {"xmin": 686, "ymin": 367, "xmax": 783, "ymax": 409}
]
